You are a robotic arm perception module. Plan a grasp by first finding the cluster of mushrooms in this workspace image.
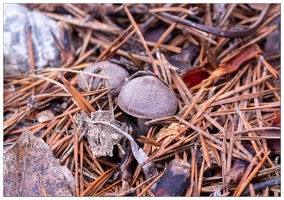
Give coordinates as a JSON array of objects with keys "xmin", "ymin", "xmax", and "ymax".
[{"xmin": 77, "ymin": 61, "xmax": 178, "ymax": 139}]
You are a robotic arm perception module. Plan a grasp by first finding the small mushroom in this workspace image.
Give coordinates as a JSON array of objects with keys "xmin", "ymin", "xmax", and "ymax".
[
  {"xmin": 117, "ymin": 75, "xmax": 178, "ymax": 139},
  {"xmin": 78, "ymin": 61, "xmax": 130, "ymax": 95}
]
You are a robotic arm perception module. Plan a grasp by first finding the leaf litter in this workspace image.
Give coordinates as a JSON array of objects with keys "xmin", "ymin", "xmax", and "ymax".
[{"xmin": 3, "ymin": 3, "xmax": 280, "ymax": 197}]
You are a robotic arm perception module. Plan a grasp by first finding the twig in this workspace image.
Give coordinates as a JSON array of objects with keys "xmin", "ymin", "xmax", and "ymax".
[
  {"xmin": 242, "ymin": 177, "xmax": 281, "ymax": 196},
  {"xmin": 154, "ymin": 4, "xmax": 270, "ymax": 38}
]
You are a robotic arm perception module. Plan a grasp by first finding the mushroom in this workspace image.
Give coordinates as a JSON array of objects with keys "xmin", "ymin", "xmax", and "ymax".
[
  {"xmin": 78, "ymin": 61, "xmax": 130, "ymax": 95},
  {"xmin": 117, "ymin": 75, "xmax": 178, "ymax": 139}
]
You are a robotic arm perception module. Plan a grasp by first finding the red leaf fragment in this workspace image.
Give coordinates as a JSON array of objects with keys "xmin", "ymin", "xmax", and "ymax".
[{"xmin": 181, "ymin": 68, "xmax": 210, "ymax": 87}]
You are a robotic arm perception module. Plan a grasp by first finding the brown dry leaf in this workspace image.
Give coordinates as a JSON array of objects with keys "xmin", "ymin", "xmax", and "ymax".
[
  {"xmin": 35, "ymin": 109, "xmax": 55, "ymax": 123},
  {"xmin": 4, "ymin": 128, "xmax": 75, "ymax": 196}
]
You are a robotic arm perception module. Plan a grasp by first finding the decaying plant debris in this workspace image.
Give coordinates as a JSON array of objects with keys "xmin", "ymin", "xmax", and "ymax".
[{"xmin": 3, "ymin": 3, "xmax": 280, "ymax": 196}]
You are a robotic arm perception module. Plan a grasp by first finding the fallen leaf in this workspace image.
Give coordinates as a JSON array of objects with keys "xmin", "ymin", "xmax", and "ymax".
[
  {"xmin": 181, "ymin": 68, "xmax": 210, "ymax": 87},
  {"xmin": 188, "ymin": 44, "xmax": 261, "ymax": 91},
  {"xmin": 153, "ymin": 123, "xmax": 186, "ymax": 151},
  {"xmin": 36, "ymin": 109, "xmax": 55, "ymax": 123},
  {"xmin": 219, "ymin": 44, "xmax": 261, "ymax": 74},
  {"xmin": 4, "ymin": 128, "xmax": 75, "ymax": 196},
  {"xmin": 271, "ymin": 111, "xmax": 280, "ymax": 127}
]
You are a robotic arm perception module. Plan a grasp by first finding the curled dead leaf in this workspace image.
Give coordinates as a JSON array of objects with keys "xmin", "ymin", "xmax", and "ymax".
[
  {"xmin": 154, "ymin": 123, "xmax": 186, "ymax": 151},
  {"xmin": 185, "ymin": 44, "xmax": 261, "ymax": 91},
  {"xmin": 36, "ymin": 109, "xmax": 55, "ymax": 123},
  {"xmin": 157, "ymin": 123, "xmax": 186, "ymax": 140}
]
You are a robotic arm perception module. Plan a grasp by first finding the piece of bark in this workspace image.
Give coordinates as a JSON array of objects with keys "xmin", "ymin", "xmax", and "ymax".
[
  {"xmin": 155, "ymin": 159, "xmax": 191, "ymax": 196},
  {"xmin": 262, "ymin": 129, "xmax": 280, "ymax": 155},
  {"xmin": 262, "ymin": 112, "xmax": 280, "ymax": 155},
  {"xmin": 226, "ymin": 145, "xmax": 254, "ymax": 183},
  {"xmin": 241, "ymin": 177, "xmax": 281, "ymax": 196},
  {"xmin": 226, "ymin": 158, "xmax": 249, "ymax": 183}
]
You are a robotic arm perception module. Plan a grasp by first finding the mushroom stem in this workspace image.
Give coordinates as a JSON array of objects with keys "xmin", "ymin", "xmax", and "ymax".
[
  {"xmin": 136, "ymin": 118, "xmax": 151, "ymax": 138},
  {"xmin": 116, "ymin": 112, "xmax": 149, "ymax": 142}
]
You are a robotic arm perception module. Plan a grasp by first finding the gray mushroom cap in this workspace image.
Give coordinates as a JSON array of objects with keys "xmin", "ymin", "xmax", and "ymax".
[
  {"xmin": 118, "ymin": 75, "xmax": 178, "ymax": 119},
  {"xmin": 78, "ymin": 61, "xmax": 130, "ymax": 93}
]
